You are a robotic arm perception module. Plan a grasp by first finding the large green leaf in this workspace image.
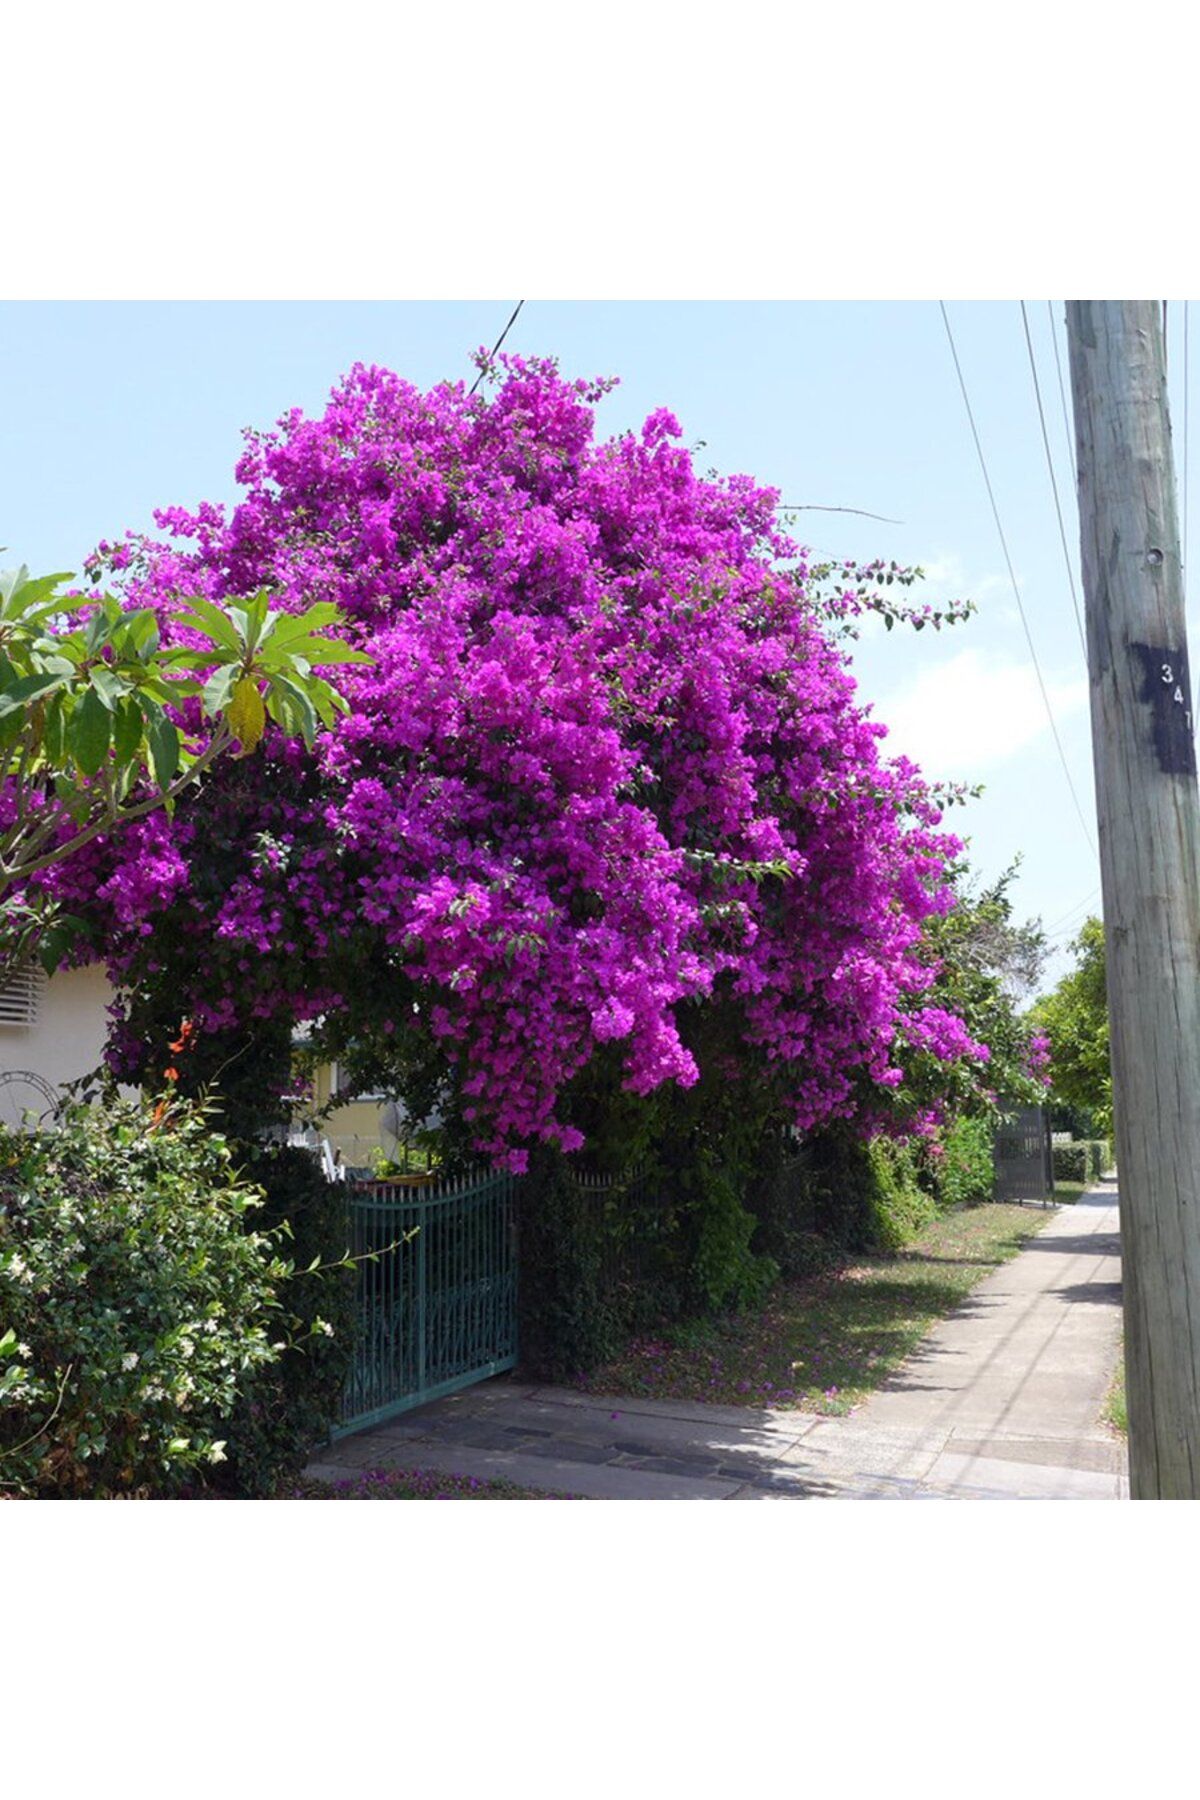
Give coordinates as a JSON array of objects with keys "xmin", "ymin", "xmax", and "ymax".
[
  {"xmin": 172, "ymin": 595, "xmax": 244, "ymax": 658},
  {"xmin": 70, "ymin": 685, "xmax": 112, "ymax": 777},
  {"xmin": 0, "ymin": 670, "xmax": 70, "ymax": 717},
  {"xmin": 202, "ymin": 663, "xmax": 238, "ymax": 718},
  {"xmin": 112, "ymin": 696, "xmax": 144, "ymax": 765},
  {"xmin": 147, "ymin": 714, "xmax": 180, "ymax": 789}
]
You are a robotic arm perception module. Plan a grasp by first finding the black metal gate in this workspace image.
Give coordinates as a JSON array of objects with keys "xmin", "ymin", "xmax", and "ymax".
[{"xmin": 992, "ymin": 1105, "xmax": 1053, "ymax": 1204}]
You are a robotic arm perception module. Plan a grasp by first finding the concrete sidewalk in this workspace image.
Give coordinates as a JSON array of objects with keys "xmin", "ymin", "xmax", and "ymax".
[{"xmin": 306, "ymin": 1184, "xmax": 1128, "ymax": 1500}]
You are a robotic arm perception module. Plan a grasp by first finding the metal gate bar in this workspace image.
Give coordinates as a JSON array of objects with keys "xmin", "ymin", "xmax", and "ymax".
[{"xmin": 334, "ymin": 1166, "xmax": 518, "ymax": 1436}]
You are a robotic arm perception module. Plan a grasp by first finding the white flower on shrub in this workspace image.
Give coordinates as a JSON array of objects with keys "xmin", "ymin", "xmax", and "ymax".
[{"xmin": 121, "ymin": 1352, "xmax": 139, "ymax": 1371}]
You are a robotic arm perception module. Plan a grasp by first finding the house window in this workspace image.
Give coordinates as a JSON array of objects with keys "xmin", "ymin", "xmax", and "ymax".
[
  {"xmin": 0, "ymin": 964, "xmax": 44, "ymax": 1028},
  {"xmin": 332, "ymin": 1064, "xmax": 391, "ymax": 1104}
]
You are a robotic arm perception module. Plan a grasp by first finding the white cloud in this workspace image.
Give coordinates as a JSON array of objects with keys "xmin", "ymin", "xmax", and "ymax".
[
  {"xmin": 871, "ymin": 647, "xmax": 1089, "ymax": 778},
  {"xmin": 916, "ymin": 552, "xmax": 1013, "ymax": 613}
]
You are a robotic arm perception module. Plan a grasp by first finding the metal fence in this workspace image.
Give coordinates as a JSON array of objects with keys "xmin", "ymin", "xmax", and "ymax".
[
  {"xmin": 335, "ymin": 1165, "xmax": 519, "ymax": 1435},
  {"xmin": 992, "ymin": 1105, "xmax": 1054, "ymax": 1205}
]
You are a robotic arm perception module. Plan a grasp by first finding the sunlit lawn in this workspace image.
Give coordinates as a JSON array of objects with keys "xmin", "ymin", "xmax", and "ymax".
[{"xmin": 578, "ymin": 1202, "xmax": 1056, "ymax": 1417}]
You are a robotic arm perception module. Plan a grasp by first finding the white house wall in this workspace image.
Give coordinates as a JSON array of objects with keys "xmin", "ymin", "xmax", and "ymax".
[{"xmin": 0, "ymin": 963, "xmax": 115, "ymax": 1094}]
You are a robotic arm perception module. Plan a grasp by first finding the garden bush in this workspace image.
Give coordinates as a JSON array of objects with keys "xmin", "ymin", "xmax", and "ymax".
[
  {"xmin": 1053, "ymin": 1142, "xmax": 1088, "ymax": 1183},
  {"xmin": 206, "ymin": 1144, "xmax": 356, "ymax": 1499},
  {"xmin": 515, "ymin": 1149, "xmax": 640, "ymax": 1382},
  {"xmin": 934, "ymin": 1116, "xmax": 996, "ymax": 1207},
  {"xmin": 864, "ymin": 1137, "xmax": 938, "ymax": 1251},
  {"xmin": 1085, "ymin": 1139, "xmax": 1112, "ymax": 1180},
  {"xmin": 746, "ymin": 1126, "xmax": 937, "ymax": 1274},
  {"xmin": 0, "ymin": 1099, "xmax": 288, "ymax": 1498}
]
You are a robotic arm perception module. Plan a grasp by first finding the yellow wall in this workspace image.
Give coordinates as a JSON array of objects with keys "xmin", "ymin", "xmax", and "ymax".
[{"xmin": 308, "ymin": 1062, "xmax": 390, "ymax": 1171}]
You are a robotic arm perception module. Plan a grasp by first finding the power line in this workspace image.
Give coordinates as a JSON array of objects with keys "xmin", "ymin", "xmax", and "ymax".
[
  {"xmin": 1020, "ymin": 301, "xmax": 1088, "ymax": 661},
  {"xmin": 1042, "ymin": 885, "xmax": 1102, "ymax": 937},
  {"xmin": 469, "ymin": 300, "xmax": 526, "ymax": 397},
  {"xmin": 1046, "ymin": 302, "xmax": 1079, "ymax": 489},
  {"xmin": 937, "ymin": 301, "xmax": 1098, "ymax": 859}
]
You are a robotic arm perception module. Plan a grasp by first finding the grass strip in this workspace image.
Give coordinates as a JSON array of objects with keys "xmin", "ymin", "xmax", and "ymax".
[{"xmin": 578, "ymin": 1201, "xmax": 1056, "ymax": 1417}]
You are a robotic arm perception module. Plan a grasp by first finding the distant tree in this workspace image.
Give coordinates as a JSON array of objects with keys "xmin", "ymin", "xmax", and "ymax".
[
  {"xmin": 1029, "ymin": 917, "xmax": 1112, "ymax": 1135},
  {"xmin": 886, "ymin": 860, "xmax": 1052, "ymax": 1127}
]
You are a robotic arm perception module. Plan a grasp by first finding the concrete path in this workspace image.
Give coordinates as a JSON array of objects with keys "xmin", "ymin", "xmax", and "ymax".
[{"xmin": 307, "ymin": 1183, "xmax": 1129, "ymax": 1500}]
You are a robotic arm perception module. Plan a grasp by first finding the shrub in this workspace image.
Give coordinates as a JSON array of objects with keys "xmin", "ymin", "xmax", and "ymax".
[
  {"xmin": 865, "ymin": 1137, "xmax": 938, "ymax": 1251},
  {"xmin": 935, "ymin": 1116, "xmax": 996, "ymax": 1207},
  {"xmin": 207, "ymin": 1145, "xmax": 356, "ymax": 1499},
  {"xmin": 747, "ymin": 1127, "xmax": 937, "ymax": 1270},
  {"xmin": 1085, "ymin": 1139, "xmax": 1112, "ymax": 1180},
  {"xmin": 1053, "ymin": 1142, "xmax": 1088, "ymax": 1184},
  {"xmin": 516, "ymin": 1149, "xmax": 631, "ymax": 1382},
  {"xmin": 0, "ymin": 1099, "xmax": 287, "ymax": 1499}
]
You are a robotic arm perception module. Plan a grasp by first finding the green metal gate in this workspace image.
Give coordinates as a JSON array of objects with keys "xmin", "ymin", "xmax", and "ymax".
[{"xmin": 335, "ymin": 1166, "xmax": 519, "ymax": 1435}]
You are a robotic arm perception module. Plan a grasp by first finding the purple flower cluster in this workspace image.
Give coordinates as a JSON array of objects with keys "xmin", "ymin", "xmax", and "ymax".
[{"xmin": 64, "ymin": 357, "xmax": 984, "ymax": 1162}]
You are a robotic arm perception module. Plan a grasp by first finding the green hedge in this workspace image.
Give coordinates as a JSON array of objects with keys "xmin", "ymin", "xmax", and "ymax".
[
  {"xmin": 1053, "ymin": 1142, "xmax": 1088, "ymax": 1182},
  {"xmin": 934, "ymin": 1116, "xmax": 996, "ymax": 1207},
  {"xmin": 1052, "ymin": 1139, "xmax": 1112, "ymax": 1185}
]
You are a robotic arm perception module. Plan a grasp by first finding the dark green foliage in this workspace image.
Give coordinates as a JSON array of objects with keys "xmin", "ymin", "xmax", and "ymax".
[
  {"xmin": 1049, "ymin": 1101, "xmax": 1100, "ymax": 1140},
  {"xmin": 748, "ymin": 1126, "xmax": 935, "ymax": 1267},
  {"xmin": 0, "ymin": 1099, "xmax": 285, "ymax": 1498},
  {"xmin": 1086, "ymin": 1139, "xmax": 1112, "ymax": 1179},
  {"xmin": 208, "ymin": 1145, "xmax": 356, "ymax": 1498},
  {"xmin": 516, "ymin": 1149, "xmax": 683, "ymax": 1382},
  {"xmin": 1052, "ymin": 1139, "xmax": 1111, "ymax": 1186},
  {"xmin": 934, "ymin": 1116, "xmax": 996, "ymax": 1207},
  {"xmin": 1053, "ymin": 1142, "xmax": 1088, "ymax": 1183}
]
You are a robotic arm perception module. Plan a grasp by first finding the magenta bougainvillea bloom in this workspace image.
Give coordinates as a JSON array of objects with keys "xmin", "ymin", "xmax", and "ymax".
[{"xmin": 63, "ymin": 356, "xmax": 984, "ymax": 1167}]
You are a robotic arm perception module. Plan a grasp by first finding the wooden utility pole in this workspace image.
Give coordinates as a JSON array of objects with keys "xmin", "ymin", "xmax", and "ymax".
[{"xmin": 1067, "ymin": 300, "xmax": 1200, "ymax": 1498}]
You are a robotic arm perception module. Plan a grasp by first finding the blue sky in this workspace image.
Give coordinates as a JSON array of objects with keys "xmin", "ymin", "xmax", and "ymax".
[{"xmin": 6, "ymin": 300, "xmax": 1192, "ymax": 988}]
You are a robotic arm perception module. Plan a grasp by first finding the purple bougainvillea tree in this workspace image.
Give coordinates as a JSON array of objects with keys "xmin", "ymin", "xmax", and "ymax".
[{"xmin": 55, "ymin": 355, "xmax": 989, "ymax": 1168}]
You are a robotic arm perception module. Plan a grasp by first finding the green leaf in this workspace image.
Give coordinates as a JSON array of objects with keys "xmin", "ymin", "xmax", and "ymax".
[
  {"xmin": 261, "ymin": 602, "xmax": 344, "ymax": 645},
  {"xmin": 0, "ymin": 670, "xmax": 70, "ymax": 717},
  {"xmin": 88, "ymin": 665, "xmax": 125, "ymax": 710},
  {"xmin": 84, "ymin": 604, "xmax": 115, "ymax": 654},
  {"xmin": 2, "ymin": 571, "xmax": 72, "ymax": 615},
  {"xmin": 147, "ymin": 715, "xmax": 180, "ymax": 789},
  {"xmin": 112, "ymin": 696, "xmax": 144, "ymax": 765},
  {"xmin": 172, "ymin": 595, "xmax": 244, "ymax": 658},
  {"xmin": 42, "ymin": 696, "xmax": 67, "ymax": 764},
  {"xmin": 202, "ymin": 663, "xmax": 238, "ymax": 718},
  {"xmin": 70, "ymin": 685, "xmax": 112, "ymax": 777},
  {"xmin": 262, "ymin": 636, "xmax": 372, "ymax": 668},
  {"xmin": 123, "ymin": 610, "xmax": 161, "ymax": 663},
  {"xmin": 264, "ymin": 674, "xmax": 317, "ymax": 747}
]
